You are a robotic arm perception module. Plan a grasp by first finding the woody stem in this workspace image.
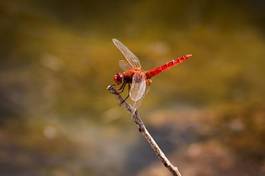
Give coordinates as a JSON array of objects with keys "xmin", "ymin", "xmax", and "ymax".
[{"xmin": 107, "ymin": 84, "xmax": 182, "ymax": 176}]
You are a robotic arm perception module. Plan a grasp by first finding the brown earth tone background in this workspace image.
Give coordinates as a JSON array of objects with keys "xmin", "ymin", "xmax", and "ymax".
[{"xmin": 0, "ymin": 1, "xmax": 264, "ymax": 175}]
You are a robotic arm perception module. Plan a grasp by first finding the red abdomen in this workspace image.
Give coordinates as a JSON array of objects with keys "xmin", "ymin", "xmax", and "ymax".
[{"xmin": 145, "ymin": 54, "xmax": 192, "ymax": 79}]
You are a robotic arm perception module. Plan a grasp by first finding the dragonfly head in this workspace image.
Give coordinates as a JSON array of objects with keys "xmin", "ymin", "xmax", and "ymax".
[{"xmin": 113, "ymin": 73, "xmax": 123, "ymax": 85}]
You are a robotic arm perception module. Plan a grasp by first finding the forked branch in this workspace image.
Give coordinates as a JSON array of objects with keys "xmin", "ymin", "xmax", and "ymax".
[{"xmin": 107, "ymin": 84, "xmax": 182, "ymax": 176}]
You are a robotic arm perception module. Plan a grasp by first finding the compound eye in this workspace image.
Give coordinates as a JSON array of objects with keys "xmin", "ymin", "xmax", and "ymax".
[
  {"xmin": 117, "ymin": 74, "xmax": 123, "ymax": 82},
  {"xmin": 114, "ymin": 73, "xmax": 123, "ymax": 84}
]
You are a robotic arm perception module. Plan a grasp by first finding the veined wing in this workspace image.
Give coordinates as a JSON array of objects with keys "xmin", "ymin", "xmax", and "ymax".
[
  {"xmin": 130, "ymin": 72, "xmax": 146, "ymax": 102},
  {"xmin": 119, "ymin": 59, "xmax": 132, "ymax": 71},
  {"xmin": 112, "ymin": 39, "xmax": 142, "ymax": 69}
]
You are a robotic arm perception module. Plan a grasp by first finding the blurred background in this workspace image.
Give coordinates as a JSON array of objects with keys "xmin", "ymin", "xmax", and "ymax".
[{"xmin": 0, "ymin": 0, "xmax": 265, "ymax": 175}]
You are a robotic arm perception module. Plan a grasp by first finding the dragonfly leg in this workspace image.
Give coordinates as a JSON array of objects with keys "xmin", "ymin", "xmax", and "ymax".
[
  {"xmin": 117, "ymin": 82, "xmax": 126, "ymax": 93},
  {"xmin": 120, "ymin": 84, "xmax": 130, "ymax": 106}
]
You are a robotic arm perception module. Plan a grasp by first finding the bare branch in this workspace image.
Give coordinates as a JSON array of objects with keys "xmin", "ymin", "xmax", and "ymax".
[{"xmin": 107, "ymin": 84, "xmax": 182, "ymax": 176}]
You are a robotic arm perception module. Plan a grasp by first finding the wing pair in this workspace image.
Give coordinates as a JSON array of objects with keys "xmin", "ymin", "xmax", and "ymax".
[{"xmin": 112, "ymin": 39, "xmax": 147, "ymax": 111}]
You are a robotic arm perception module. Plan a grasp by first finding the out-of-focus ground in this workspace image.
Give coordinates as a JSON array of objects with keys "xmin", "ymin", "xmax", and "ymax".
[{"xmin": 0, "ymin": 1, "xmax": 265, "ymax": 176}]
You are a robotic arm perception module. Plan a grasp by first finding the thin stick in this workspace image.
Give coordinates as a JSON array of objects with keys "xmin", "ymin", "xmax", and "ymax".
[{"xmin": 107, "ymin": 85, "xmax": 182, "ymax": 176}]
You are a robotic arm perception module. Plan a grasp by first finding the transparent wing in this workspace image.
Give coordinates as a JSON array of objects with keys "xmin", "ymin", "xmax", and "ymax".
[
  {"xmin": 131, "ymin": 84, "xmax": 149, "ymax": 115},
  {"xmin": 145, "ymin": 84, "xmax": 151, "ymax": 95},
  {"xmin": 119, "ymin": 59, "xmax": 132, "ymax": 71},
  {"xmin": 129, "ymin": 72, "xmax": 146, "ymax": 102},
  {"xmin": 112, "ymin": 39, "xmax": 142, "ymax": 68},
  {"xmin": 131, "ymin": 100, "xmax": 142, "ymax": 115}
]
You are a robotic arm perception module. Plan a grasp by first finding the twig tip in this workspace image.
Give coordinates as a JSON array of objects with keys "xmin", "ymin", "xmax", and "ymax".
[{"xmin": 106, "ymin": 84, "xmax": 113, "ymax": 90}]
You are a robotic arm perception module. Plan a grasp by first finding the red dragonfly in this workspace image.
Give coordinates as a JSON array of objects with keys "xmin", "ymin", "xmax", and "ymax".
[{"xmin": 112, "ymin": 39, "xmax": 192, "ymax": 111}]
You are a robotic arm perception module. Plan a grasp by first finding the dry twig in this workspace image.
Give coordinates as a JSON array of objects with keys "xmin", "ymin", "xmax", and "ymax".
[{"xmin": 107, "ymin": 84, "xmax": 182, "ymax": 176}]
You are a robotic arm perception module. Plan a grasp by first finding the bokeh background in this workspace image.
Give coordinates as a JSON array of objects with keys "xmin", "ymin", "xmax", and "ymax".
[{"xmin": 0, "ymin": 0, "xmax": 265, "ymax": 176}]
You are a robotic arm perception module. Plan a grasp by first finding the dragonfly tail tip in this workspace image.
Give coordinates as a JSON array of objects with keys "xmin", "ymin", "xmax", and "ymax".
[{"xmin": 186, "ymin": 54, "xmax": 192, "ymax": 58}]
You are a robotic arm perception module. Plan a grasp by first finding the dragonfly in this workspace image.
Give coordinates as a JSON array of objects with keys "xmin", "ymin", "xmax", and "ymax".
[{"xmin": 112, "ymin": 39, "xmax": 192, "ymax": 112}]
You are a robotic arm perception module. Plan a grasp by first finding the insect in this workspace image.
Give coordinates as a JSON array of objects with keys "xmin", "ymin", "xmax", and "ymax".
[{"xmin": 112, "ymin": 39, "xmax": 192, "ymax": 112}]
